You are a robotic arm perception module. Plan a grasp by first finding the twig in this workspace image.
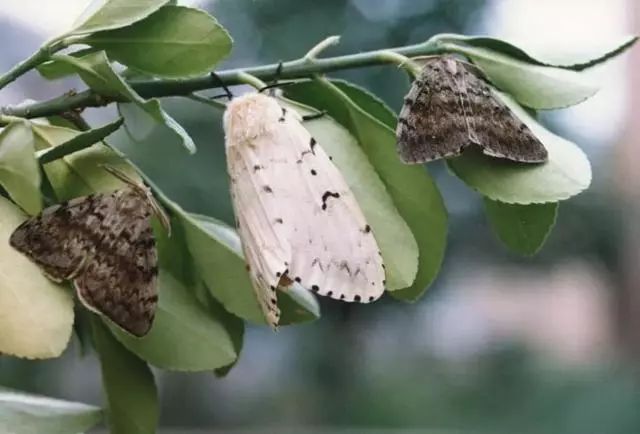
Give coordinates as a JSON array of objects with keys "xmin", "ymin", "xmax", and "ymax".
[
  {"xmin": 0, "ymin": 36, "xmax": 74, "ymax": 91},
  {"xmin": 1, "ymin": 39, "xmax": 443, "ymax": 119}
]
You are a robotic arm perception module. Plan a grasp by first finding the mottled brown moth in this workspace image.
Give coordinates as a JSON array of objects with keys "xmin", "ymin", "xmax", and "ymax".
[
  {"xmin": 10, "ymin": 166, "xmax": 169, "ymax": 337},
  {"xmin": 396, "ymin": 55, "xmax": 548, "ymax": 164}
]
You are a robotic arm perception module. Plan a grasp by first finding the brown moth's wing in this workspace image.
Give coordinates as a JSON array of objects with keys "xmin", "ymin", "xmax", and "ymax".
[
  {"xmin": 73, "ymin": 190, "xmax": 159, "ymax": 337},
  {"xmin": 456, "ymin": 61, "xmax": 548, "ymax": 163},
  {"xmin": 396, "ymin": 57, "xmax": 477, "ymax": 163},
  {"xmin": 9, "ymin": 195, "xmax": 102, "ymax": 282}
]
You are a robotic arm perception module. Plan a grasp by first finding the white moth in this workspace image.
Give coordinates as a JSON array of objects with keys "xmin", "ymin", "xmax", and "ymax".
[{"xmin": 223, "ymin": 93, "xmax": 385, "ymax": 326}]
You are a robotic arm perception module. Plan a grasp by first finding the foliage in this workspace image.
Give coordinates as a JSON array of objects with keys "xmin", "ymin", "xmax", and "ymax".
[{"xmin": 0, "ymin": 0, "xmax": 634, "ymax": 432}]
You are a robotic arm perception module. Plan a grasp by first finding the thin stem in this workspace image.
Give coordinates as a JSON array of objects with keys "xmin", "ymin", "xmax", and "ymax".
[
  {"xmin": 0, "ymin": 38, "xmax": 69, "ymax": 91},
  {"xmin": 0, "ymin": 47, "xmax": 50, "ymax": 90},
  {"xmin": 376, "ymin": 50, "xmax": 422, "ymax": 77},
  {"xmin": 304, "ymin": 35, "xmax": 341, "ymax": 60},
  {"xmin": 1, "ymin": 39, "xmax": 444, "ymax": 119},
  {"xmin": 236, "ymin": 72, "xmax": 267, "ymax": 89}
]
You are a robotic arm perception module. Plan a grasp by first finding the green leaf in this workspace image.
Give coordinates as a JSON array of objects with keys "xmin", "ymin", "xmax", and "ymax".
[
  {"xmin": 92, "ymin": 319, "xmax": 158, "ymax": 434},
  {"xmin": 484, "ymin": 199, "xmax": 558, "ymax": 256},
  {"xmin": 69, "ymin": 0, "xmax": 170, "ymax": 35},
  {"xmin": 85, "ymin": 5, "xmax": 232, "ymax": 78},
  {"xmin": 285, "ymin": 79, "xmax": 448, "ymax": 301},
  {"xmin": 332, "ymin": 80, "xmax": 397, "ymax": 129},
  {"xmin": 109, "ymin": 271, "xmax": 238, "ymax": 371},
  {"xmin": 0, "ymin": 122, "xmax": 41, "ymax": 215},
  {"xmin": 38, "ymin": 118, "xmax": 124, "ymax": 164},
  {"xmin": 178, "ymin": 211, "xmax": 262, "ymax": 323},
  {"xmin": 117, "ymin": 101, "xmax": 195, "ymax": 153},
  {"xmin": 447, "ymin": 92, "xmax": 592, "ymax": 204},
  {"xmin": 0, "ymin": 387, "xmax": 102, "ymax": 434},
  {"xmin": 0, "ymin": 197, "xmax": 74, "ymax": 359},
  {"xmin": 36, "ymin": 48, "xmax": 99, "ymax": 80},
  {"xmin": 212, "ymin": 297, "xmax": 244, "ymax": 378},
  {"xmin": 52, "ymin": 51, "xmax": 195, "ymax": 153},
  {"xmin": 443, "ymin": 43, "xmax": 598, "ymax": 109},
  {"xmin": 32, "ymin": 122, "xmax": 141, "ymax": 200},
  {"xmin": 432, "ymin": 33, "xmax": 638, "ymax": 71},
  {"xmin": 281, "ymin": 98, "xmax": 418, "ymax": 291}
]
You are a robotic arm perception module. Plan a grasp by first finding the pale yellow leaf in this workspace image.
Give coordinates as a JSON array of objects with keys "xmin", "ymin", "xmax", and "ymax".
[{"xmin": 0, "ymin": 197, "xmax": 74, "ymax": 359}]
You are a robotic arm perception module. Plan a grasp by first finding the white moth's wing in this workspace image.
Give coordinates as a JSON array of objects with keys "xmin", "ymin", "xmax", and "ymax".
[
  {"xmin": 271, "ymin": 109, "xmax": 385, "ymax": 303},
  {"xmin": 225, "ymin": 94, "xmax": 384, "ymax": 328},
  {"xmin": 228, "ymin": 144, "xmax": 290, "ymax": 326}
]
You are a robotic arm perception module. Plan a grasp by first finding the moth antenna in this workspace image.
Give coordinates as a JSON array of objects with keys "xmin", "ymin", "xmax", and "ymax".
[
  {"xmin": 147, "ymin": 194, "xmax": 172, "ymax": 236},
  {"xmin": 210, "ymin": 71, "xmax": 233, "ymax": 100},
  {"xmin": 302, "ymin": 110, "xmax": 327, "ymax": 122},
  {"xmin": 258, "ymin": 81, "xmax": 298, "ymax": 94},
  {"xmin": 100, "ymin": 164, "xmax": 171, "ymax": 235},
  {"xmin": 100, "ymin": 165, "xmax": 143, "ymax": 190}
]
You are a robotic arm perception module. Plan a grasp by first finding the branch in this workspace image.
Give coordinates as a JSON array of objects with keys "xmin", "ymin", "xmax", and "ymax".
[
  {"xmin": 0, "ymin": 37, "xmax": 72, "ymax": 91},
  {"xmin": 1, "ymin": 40, "xmax": 442, "ymax": 119}
]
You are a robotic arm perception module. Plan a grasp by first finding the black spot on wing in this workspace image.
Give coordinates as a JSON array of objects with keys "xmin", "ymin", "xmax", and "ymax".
[
  {"xmin": 321, "ymin": 191, "xmax": 341, "ymax": 211},
  {"xmin": 278, "ymin": 107, "xmax": 287, "ymax": 122}
]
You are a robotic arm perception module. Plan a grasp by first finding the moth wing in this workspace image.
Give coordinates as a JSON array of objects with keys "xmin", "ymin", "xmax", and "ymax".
[
  {"xmin": 459, "ymin": 64, "xmax": 548, "ymax": 163},
  {"xmin": 73, "ymin": 192, "xmax": 158, "ymax": 337},
  {"xmin": 228, "ymin": 145, "xmax": 290, "ymax": 327},
  {"xmin": 396, "ymin": 59, "xmax": 475, "ymax": 163},
  {"xmin": 232, "ymin": 104, "xmax": 384, "ymax": 306},
  {"xmin": 280, "ymin": 125, "xmax": 386, "ymax": 303},
  {"xmin": 9, "ymin": 195, "xmax": 102, "ymax": 281}
]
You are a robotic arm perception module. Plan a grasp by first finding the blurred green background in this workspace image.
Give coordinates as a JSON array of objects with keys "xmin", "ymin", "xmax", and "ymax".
[{"xmin": 1, "ymin": 0, "xmax": 640, "ymax": 433}]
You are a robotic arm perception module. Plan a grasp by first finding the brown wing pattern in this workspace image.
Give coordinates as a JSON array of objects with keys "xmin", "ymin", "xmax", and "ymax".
[
  {"xmin": 396, "ymin": 58, "xmax": 474, "ymax": 163},
  {"xmin": 456, "ymin": 61, "xmax": 548, "ymax": 163},
  {"xmin": 10, "ymin": 189, "xmax": 159, "ymax": 336},
  {"xmin": 10, "ymin": 195, "xmax": 100, "ymax": 281},
  {"xmin": 396, "ymin": 56, "xmax": 548, "ymax": 164}
]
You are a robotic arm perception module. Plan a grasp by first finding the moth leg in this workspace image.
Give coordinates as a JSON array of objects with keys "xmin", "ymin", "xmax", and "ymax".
[
  {"xmin": 258, "ymin": 61, "xmax": 285, "ymax": 95},
  {"xmin": 209, "ymin": 71, "xmax": 233, "ymax": 100},
  {"xmin": 274, "ymin": 61, "xmax": 284, "ymax": 83}
]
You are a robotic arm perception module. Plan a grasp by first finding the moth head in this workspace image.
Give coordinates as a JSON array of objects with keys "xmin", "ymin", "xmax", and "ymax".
[
  {"xmin": 223, "ymin": 93, "xmax": 284, "ymax": 145},
  {"xmin": 101, "ymin": 165, "xmax": 171, "ymax": 235}
]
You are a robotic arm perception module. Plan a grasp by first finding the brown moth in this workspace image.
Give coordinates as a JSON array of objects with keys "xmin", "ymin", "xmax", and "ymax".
[
  {"xmin": 9, "ymin": 166, "xmax": 169, "ymax": 337},
  {"xmin": 396, "ymin": 55, "xmax": 548, "ymax": 164}
]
